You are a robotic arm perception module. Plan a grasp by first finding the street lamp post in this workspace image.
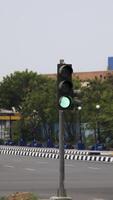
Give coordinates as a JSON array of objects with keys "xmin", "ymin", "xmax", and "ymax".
[
  {"xmin": 96, "ymin": 104, "xmax": 101, "ymax": 143},
  {"xmin": 31, "ymin": 110, "xmax": 39, "ymax": 141},
  {"xmin": 9, "ymin": 113, "xmax": 12, "ymax": 140},
  {"xmin": 78, "ymin": 106, "xmax": 82, "ymax": 143}
]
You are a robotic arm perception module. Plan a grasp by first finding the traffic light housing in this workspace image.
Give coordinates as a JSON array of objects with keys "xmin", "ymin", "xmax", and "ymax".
[
  {"xmin": 74, "ymin": 89, "xmax": 82, "ymax": 108},
  {"xmin": 57, "ymin": 63, "xmax": 74, "ymax": 110}
]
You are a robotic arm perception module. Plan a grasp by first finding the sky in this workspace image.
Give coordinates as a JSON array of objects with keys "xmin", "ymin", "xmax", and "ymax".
[{"xmin": 0, "ymin": 0, "xmax": 113, "ymax": 78}]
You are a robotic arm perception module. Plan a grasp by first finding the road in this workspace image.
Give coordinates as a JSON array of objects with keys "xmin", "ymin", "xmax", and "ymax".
[{"xmin": 0, "ymin": 154, "xmax": 113, "ymax": 200}]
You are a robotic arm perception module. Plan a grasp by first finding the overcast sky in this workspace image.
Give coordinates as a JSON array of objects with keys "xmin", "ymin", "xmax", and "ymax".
[{"xmin": 0, "ymin": 0, "xmax": 113, "ymax": 78}]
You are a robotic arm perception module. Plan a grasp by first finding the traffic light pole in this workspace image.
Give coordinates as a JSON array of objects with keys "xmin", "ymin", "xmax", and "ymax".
[
  {"xmin": 50, "ymin": 59, "xmax": 72, "ymax": 199},
  {"xmin": 58, "ymin": 110, "xmax": 65, "ymax": 197},
  {"xmin": 57, "ymin": 59, "xmax": 66, "ymax": 197}
]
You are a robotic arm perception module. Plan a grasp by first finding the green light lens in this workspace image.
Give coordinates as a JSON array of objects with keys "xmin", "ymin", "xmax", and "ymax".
[{"xmin": 59, "ymin": 96, "xmax": 71, "ymax": 108}]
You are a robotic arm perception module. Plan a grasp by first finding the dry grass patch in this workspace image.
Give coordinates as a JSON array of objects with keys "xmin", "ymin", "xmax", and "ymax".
[{"xmin": 0, "ymin": 192, "xmax": 38, "ymax": 200}]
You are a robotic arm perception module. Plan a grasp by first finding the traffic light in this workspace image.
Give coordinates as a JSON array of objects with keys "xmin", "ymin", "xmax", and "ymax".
[
  {"xmin": 74, "ymin": 89, "xmax": 82, "ymax": 107},
  {"xmin": 57, "ymin": 63, "xmax": 74, "ymax": 110}
]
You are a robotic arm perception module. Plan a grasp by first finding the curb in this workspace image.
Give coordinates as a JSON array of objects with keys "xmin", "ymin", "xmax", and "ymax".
[{"xmin": 0, "ymin": 146, "xmax": 113, "ymax": 163}]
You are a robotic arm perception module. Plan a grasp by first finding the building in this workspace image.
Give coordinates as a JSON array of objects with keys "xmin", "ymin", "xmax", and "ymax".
[
  {"xmin": 108, "ymin": 57, "xmax": 113, "ymax": 70},
  {"xmin": 46, "ymin": 57, "xmax": 113, "ymax": 81},
  {"xmin": 46, "ymin": 70, "xmax": 113, "ymax": 82},
  {"xmin": 0, "ymin": 109, "xmax": 21, "ymax": 139}
]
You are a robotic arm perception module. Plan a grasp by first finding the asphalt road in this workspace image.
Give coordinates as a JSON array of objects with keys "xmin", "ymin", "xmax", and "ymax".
[{"xmin": 0, "ymin": 154, "xmax": 113, "ymax": 200}]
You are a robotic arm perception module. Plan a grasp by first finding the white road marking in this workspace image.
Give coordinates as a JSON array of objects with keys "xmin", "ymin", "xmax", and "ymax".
[
  {"xmin": 25, "ymin": 168, "xmax": 36, "ymax": 171},
  {"xmin": 4, "ymin": 165, "xmax": 14, "ymax": 168},
  {"xmin": 37, "ymin": 161, "xmax": 48, "ymax": 164},
  {"xmin": 65, "ymin": 164, "xmax": 75, "ymax": 167},
  {"xmin": 88, "ymin": 167, "xmax": 100, "ymax": 170},
  {"xmin": 93, "ymin": 198, "xmax": 105, "ymax": 200}
]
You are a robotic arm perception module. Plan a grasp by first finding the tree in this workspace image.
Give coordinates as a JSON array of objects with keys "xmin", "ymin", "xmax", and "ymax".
[
  {"xmin": 21, "ymin": 76, "xmax": 58, "ymax": 141},
  {"xmin": 0, "ymin": 69, "xmax": 39, "ymax": 109},
  {"xmin": 81, "ymin": 75, "xmax": 113, "ymax": 146},
  {"xmin": 2, "ymin": 69, "xmax": 113, "ymax": 147},
  {"xmin": 0, "ymin": 70, "xmax": 58, "ymax": 142}
]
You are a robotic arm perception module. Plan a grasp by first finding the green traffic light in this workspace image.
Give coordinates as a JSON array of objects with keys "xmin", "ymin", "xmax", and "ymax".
[{"xmin": 59, "ymin": 96, "xmax": 71, "ymax": 109}]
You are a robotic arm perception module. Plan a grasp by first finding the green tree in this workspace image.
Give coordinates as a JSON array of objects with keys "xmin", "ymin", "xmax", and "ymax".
[
  {"xmin": 21, "ymin": 76, "xmax": 58, "ymax": 141},
  {"xmin": 0, "ymin": 69, "xmax": 39, "ymax": 109},
  {"xmin": 0, "ymin": 70, "xmax": 58, "ymax": 142},
  {"xmin": 81, "ymin": 75, "xmax": 113, "ymax": 146}
]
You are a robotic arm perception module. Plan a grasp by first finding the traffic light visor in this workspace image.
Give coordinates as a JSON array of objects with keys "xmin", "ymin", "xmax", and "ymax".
[
  {"xmin": 59, "ymin": 64, "xmax": 73, "ymax": 78},
  {"xmin": 59, "ymin": 96, "xmax": 72, "ymax": 109},
  {"xmin": 59, "ymin": 80, "xmax": 73, "ymax": 93}
]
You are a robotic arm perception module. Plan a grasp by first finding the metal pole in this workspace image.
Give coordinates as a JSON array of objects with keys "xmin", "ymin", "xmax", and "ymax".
[
  {"xmin": 79, "ymin": 111, "xmax": 82, "ymax": 143},
  {"xmin": 97, "ymin": 121, "xmax": 100, "ymax": 142},
  {"xmin": 58, "ymin": 110, "xmax": 66, "ymax": 197},
  {"xmin": 9, "ymin": 114, "xmax": 12, "ymax": 140}
]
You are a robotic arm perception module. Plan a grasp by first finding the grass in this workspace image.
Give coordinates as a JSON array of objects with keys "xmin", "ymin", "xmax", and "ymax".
[{"xmin": 0, "ymin": 192, "xmax": 39, "ymax": 200}]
